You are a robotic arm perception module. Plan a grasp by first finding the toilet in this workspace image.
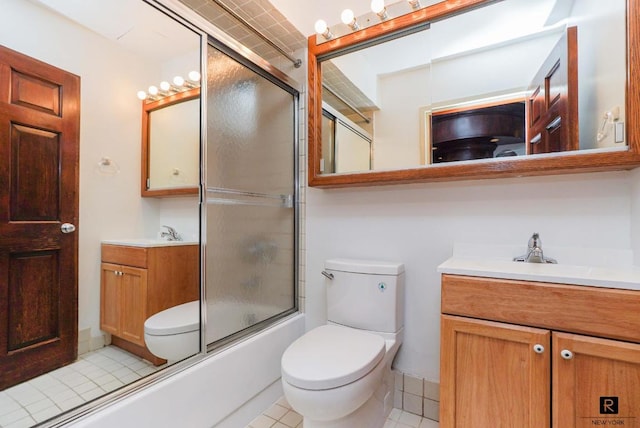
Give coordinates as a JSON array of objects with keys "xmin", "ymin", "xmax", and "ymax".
[
  {"xmin": 144, "ymin": 300, "xmax": 199, "ymax": 363},
  {"xmin": 281, "ymin": 258, "xmax": 405, "ymax": 428}
]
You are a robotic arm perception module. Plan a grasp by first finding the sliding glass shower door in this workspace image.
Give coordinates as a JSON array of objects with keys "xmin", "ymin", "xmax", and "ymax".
[{"xmin": 203, "ymin": 41, "xmax": 298, "ymax": 347}]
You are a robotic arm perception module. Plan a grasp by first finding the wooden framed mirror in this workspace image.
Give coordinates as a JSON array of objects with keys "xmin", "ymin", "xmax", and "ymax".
[
  {"xmin": 308, "ymin": 0, "xmax": 640, "ymax": 188},
  {"xmin": 141, "ymin": 87, "xmax": 200, "ymax": 197}
]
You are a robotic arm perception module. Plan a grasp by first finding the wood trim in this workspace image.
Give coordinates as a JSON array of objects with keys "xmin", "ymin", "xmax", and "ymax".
[
  {"xmin": 431, "ymin": 95, "xmax": 527, "ymax": 117},
  {"xmin": 308, "ymin": 0, "xmax": 640, "ymax": 188},
  {"xmin": 441, "ymin": 274, "xmax": 640, "ymax": 344},
  {"xmin": 141, "ymin": 87, "xmax": 200, "ymax": 198},
  {"xmin": 111, "ymin": 336, "xmax": 165, "ymax": 366}
]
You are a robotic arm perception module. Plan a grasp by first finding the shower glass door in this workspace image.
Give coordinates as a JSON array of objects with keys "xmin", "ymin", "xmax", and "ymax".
[{"xmin": 204, "ymin": 41, "xmax": 298, "ymax": 347}]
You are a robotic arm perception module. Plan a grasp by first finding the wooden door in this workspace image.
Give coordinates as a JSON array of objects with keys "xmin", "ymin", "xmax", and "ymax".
[
  {"xmin": 553, "ymin": 332, "xmax": 640, "ymax": 427},
  {"xmin": 527, "ymin": 26, "xmax": 578, "ymax": 154},
  {"xmin": 119, "ymin": 266, "xmax": 147, "ymax": 347},
  {"xmin": 0, "ymin": 45, "xmax": 80, "ymax": 389},
  {"xmin": 440, "ymin": 315, "xmax": 550, "ymax": 428},
  {"xmin": 100, "ymin": 263, "xmax": 121, "ymax": 336}
]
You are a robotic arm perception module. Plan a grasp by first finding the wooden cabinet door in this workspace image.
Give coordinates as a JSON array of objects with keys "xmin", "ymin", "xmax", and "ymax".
[
  {"xmin": 553, "ymin": 332, "xmax": 640, "ymax": 427},
  {"xmin": 100, "ymin": 263, "xmax": 121, "ymax": 336},
  {"xmin": 440, "ymin": 315, "xmax": 550, "ymax": 428},
  {"xmin": 119, "ymin": 266, "xmax": 148, "ymax": 347}
]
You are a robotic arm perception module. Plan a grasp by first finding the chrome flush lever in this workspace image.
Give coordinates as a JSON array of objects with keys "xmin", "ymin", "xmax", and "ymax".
[{"xmin": 321, "ymin": 271, "xmax": 334, "ymax": 280}]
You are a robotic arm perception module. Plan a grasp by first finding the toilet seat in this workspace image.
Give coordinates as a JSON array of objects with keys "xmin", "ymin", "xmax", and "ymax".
[
  {"xmin": 144, "ymin": 300, "xmax": 199, "ymax": 336},
  {"xmin": 282, "ymin": 324, "xmax": 385, "ymax": 390}
]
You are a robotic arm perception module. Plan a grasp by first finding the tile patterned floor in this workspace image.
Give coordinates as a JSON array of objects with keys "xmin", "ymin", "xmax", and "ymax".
[
  {"xmin": 0, "ymin": 346, "xmax": 163, "ymax": 428},
  {"xmin": 247, "ymin": 397, "xmax": 439, "ymax": 428}
]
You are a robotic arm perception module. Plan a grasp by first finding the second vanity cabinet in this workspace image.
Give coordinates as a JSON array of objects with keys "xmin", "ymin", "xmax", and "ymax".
[
  {"xmin": 440, "ymin": 274, "xmax": 640, "ymax": 428},
  {"xmin": 100, "ymin": 243, "xmax": 199, "ymax": 365}
]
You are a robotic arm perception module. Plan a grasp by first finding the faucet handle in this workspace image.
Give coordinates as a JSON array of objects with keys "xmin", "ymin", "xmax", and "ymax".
[{"xmin": 528, "ymin": 232, "xmax": 541, "ymax": 249}]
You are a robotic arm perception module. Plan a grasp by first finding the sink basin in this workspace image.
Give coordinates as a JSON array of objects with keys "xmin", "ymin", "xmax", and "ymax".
[{"xmin": 102, "ymin": 238, "xmax": 198, "ymax": 247}]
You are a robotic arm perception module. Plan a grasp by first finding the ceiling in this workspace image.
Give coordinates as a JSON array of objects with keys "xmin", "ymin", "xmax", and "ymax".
[{"xmin": 29, "ymin": 0, "xmax": 199, "ymax": 64}]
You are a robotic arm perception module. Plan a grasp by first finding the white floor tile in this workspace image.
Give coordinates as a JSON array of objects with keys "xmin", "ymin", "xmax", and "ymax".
[
  {"xmin": 398, "ymin": 410, "xmax": 423, "ymax": 427},
  {"xmin": 279, "ymin": 409, "xmax": 302, "ymax": 427},
  {"xmin": 263, "ymin": 404, "xmax": 288, "ymax": 420},
  {"xmin": 0, "ymin": 345, "xmax": 160, "ymax": 427},
  {"xmin": 248, "ymin": 414, "xmax": 277, "ymax": 428},
  {"xmin": 250, "ymin": 397, "xmax": 439, "ymax": 428}
]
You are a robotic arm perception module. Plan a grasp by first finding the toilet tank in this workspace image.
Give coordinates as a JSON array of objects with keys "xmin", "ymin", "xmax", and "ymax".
[{"xmin": 325, "ymin": 258, "xmax": 405, "ymax": 333}]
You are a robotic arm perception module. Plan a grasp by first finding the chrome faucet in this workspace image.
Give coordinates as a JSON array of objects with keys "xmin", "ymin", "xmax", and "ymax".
[
  {"xmin": 160, "ymin": 225, "xmax": 182, "ymax": 241},
  {"xmin": 513, "ymin": 233, "xmax": 557, "ymax": 264}
]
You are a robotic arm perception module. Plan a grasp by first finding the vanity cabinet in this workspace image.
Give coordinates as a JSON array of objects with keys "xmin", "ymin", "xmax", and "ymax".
[
  {"xmin": 100, "ymin": 243, "xmax": 199, "ymax": 365},
  {"xmin": 440, "ymin": 274, "xmax": 640, "ymax": 428}
]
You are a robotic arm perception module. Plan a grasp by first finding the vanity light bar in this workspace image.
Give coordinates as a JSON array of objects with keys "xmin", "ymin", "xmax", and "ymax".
[
  {"xmin": 315, "ymin": 0, "xmax": 424, "ymax": 39},
  {"xmin": 136, "ymin": 71, "xmax": 201, "ymax": 102}
]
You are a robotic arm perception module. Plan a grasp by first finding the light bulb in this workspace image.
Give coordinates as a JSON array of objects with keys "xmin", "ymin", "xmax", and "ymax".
[
  {"xmin": 160, "ymin": 81, "xmax": 171, "ymax": 91},
  {"xmin": 173, "ymin": 75, "xmax": 185, "ymax": 86},
  {"xmin": 188, "ymin": 70, "xmax": 201, "ymax": 82},
  {"xmin": 341, "ymin": 9, "xmax": 359, "ymax": 31},
  {"xmin": 371, "ymin": 0, "xmax": 388, "ymax": 19},
  {"xmin": 371, "ymin": 0, "xmax": 385, "ymax": 13},
  {"xmin": 136, "ymin": 90, "xmax": 147, "ymax": 100},
  {"xmin": 148, "ymin": 85, "xmax": 158, "ymax": 96},
  {"xmin": 314, "ymin": 19, "xmax": 333, "ymax": 40},
  {"xmin": 314, "ymin": 19, "xmax": 328, "ymax": 35}
]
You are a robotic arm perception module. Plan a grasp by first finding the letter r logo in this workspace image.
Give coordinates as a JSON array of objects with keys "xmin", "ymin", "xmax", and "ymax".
[{"xmin": 600, "ymin": 396, "xmax": 619, "ymax": 414}]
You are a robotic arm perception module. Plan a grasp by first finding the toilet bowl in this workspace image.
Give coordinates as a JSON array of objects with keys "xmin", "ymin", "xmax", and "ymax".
[
  {"xmin": 281, "ymin": 259, "xmax": 405, "ymax": 428},
  {"xmin": 282, "ymin": 324, "xmax": 402, "ymax": 427},
  {"xmin": 144, "ymin": 300, "xmax": 199, "ymax": 362}
]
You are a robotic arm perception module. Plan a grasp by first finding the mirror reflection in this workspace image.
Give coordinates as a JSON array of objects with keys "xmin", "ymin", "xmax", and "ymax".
[
  {"xmin": 143, "ymin": 87, "xmax": 200, "ymax": 196},
  {"xmin": 319, "ymin": 0, "xmax": 627, "ymax": 174},
  {"xmin": 1, "ymin": 0, "xmax": 200, "ymax": 424}
]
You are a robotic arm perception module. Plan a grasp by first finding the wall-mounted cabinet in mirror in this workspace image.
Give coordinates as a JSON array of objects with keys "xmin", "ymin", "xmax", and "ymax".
[
  {"xmin": 308, "ymin": 0, "xmax": 640, "ymax": 187},
  {"xmin": 142, "ymin": 87, "xmax": 200, "ymax": 197}
]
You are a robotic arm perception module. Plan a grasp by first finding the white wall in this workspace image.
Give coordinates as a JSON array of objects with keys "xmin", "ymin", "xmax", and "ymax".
[
  {"xmin": 570, "ymin": 0, "xmax": 627, "ymax": 149},
  {"xmin": 305, "ymin": 171, "xmax": 633, "ymax": 381},
  {"xmin": 374, "ymin": 66, "xmax": 430, "ymax": 170},
  {"xmin": 2, "ymin": 0, "xmax": 199, "ymax": 343}
]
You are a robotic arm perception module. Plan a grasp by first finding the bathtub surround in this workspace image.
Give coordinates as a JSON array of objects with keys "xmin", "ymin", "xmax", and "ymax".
[{"xmin": 65, "ymin": 314, "xmax": 304, "ymax": 428}]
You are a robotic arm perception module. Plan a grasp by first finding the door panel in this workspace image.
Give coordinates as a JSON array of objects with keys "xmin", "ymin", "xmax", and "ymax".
[
  {"xmin": 10, "ymin": 124, "xmax": 60, "ymax": 220},
  {"xmin": 0, "ymin": 44, "xmax": 79, "ymax": 389},
  {"xmin": 527, "ymin": 26, "xmax": 578, "ymax": 154},
  {"xmin": 440, "ymin": 315, "xmax": 550, "ymax": 428},
  {"xmin": 8, "ymin": 250, "xmax": 59, "ymax": 351},
  {"xmin": 553, "ymin": 332, "xmax": 640, "ymax": 427}
]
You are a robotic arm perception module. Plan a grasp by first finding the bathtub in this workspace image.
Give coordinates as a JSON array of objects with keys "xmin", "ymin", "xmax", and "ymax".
[{"xmin": 67, "ymin": 312, "xmax": 305, "ymax": 428}]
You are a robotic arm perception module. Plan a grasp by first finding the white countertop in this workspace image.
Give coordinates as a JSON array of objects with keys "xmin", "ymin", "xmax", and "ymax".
[
  {"xmin": 438, "ymin": 244, "xmax": 640, "ymax": 291},
  {"xmin": 102, "ymin": 238, "xmax": 199, "ymax": 248}
]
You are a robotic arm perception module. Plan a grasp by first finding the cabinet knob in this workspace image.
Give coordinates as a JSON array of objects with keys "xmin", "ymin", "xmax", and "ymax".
[
  {"xmin": 533, "ymin": 344, "xmax": 545, "ymax": 354},
  {"xmin": 560, "ymin": 349, "xmax": 574, "ymax": 360}
]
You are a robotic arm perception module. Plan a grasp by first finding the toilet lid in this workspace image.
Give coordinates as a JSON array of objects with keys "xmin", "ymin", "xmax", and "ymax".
[
  {"xmin": 144, "ymin": 301, "xmax": 199, "ymax": 335},
  {"xmin": 281, "ymin": 324, "xmax": 385, "ymax": 390}
]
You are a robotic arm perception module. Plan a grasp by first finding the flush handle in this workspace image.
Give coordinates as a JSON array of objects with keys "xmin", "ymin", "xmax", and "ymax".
[{"xmin": 321, "ymin": 270, "xmax": 334, "ymax": 280}]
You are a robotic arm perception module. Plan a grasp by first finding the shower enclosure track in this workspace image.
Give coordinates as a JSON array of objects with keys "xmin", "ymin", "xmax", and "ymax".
[{"xmin": 208, "ymin": 0, "xmax": 302, "ymax": 68}]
